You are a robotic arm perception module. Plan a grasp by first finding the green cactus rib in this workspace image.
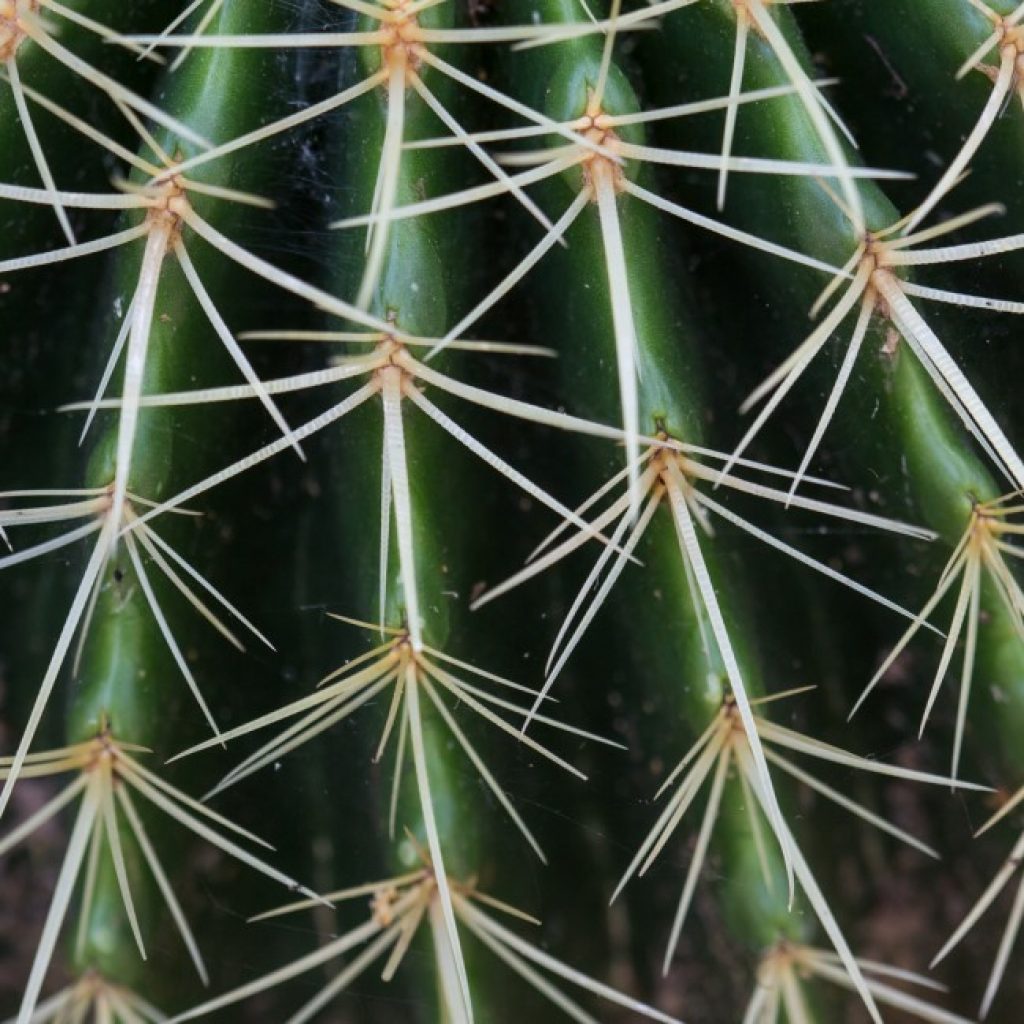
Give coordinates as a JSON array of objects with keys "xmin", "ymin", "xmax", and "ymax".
[
  {"xmin": 0, "ymin": 0, "xmax": 423, "ymax": 823},
  {"xmin": 794, "ymin": 3, "xmax": 1024, "ymax": 1013},
  {"xmin": 643, "ymin": 0, "xmax": 1024, "ymax": 1015},
  {"xmin": 468, "ymin": 7, "xmax": 985, "ymax": 1023},
  {"xmin": 0, "ymin": 3, "xmax": 181, "ymax": 743},
  {"xmin": 495, "ymin": 0, "xmax": 795, "ymax": 954},
  {"xmin": 474, "ymin": 1, "xmax": 919, "ymax": 919},
  {"xmin": 645, "ymin": 0, "xmax": 1024, "ymax": 768},
  {"xmin": 2, "ymin": 1, "xmax": 1024, "ymax": 1022},
  {"xmin": 152, "ymin": 14, "xmax": 675, "ymax": 1022},
  {"xmin": 0, "ymin": 4, "xmax": 329, "ymax": 1022},
  {"xmin": 812, "ymin": 0, "xmax": 1024, "ymax": 239}
]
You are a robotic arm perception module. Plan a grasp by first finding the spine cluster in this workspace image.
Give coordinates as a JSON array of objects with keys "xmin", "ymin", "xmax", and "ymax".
[{"xmin": 1, "ymin": 2, "xmax": 1024, "ymax": 1022}]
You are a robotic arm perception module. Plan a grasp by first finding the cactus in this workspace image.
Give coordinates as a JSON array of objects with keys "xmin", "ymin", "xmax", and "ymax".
[{"xmin": 4, "ymin": 1, "xmax": 1024, "ymax": 1022}]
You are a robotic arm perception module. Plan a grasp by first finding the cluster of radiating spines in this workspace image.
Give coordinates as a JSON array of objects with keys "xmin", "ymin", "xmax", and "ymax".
[
  {"xmin": 0, "ymin": 722, "xmax": 320, "ymax": 1024},
  {"xmin": 128, "ymin": 0, "xmax": 907, "ymax": 521},
  {"xmin": 698, "ymin": 0, "xmax": 1024, "ymax": 532},
  {"xmin": 609, "ymin": 688, "xmax": 988, "ymax": 1023},
  {"xmin": 164, "ymin": 838, "xmax": 680, "ymax": 1024},
  {"xmin": 746, "ymin": 940, "xmax": 974, "ymax": 1024},
  {"xmin": 3, "ymin": 970, "xmax": 165, "ymax": 1024},
  {"xmin": 1, "ymin": 0, "xmax": 1022, "ymax": 1020},
  {"xmin": 720, "ymin": 192, "xmax": 1024, "ymax": 503},
  {"xmin": 0, "ymin": 0, "xmax": 216, "ymax": 245},
  {"xmin": 168, "ymin": 615, "xmax": 618, "ymax": 854},
  {"xmin": 472, "ymin": 438, "xmax": 932, "ymax": 707},
  {"xmin": 0, "ymin": 483, "xmax": 273, "ymax": 760},
  {"xmin": 851, "ymin": 492, "xmax": 1024, "ymax": 779}
]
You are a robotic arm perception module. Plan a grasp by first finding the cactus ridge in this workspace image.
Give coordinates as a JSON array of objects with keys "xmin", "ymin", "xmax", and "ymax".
[{"xmin": 3, "ymin": 1, "xmax": 1024, "ymax": 1022}]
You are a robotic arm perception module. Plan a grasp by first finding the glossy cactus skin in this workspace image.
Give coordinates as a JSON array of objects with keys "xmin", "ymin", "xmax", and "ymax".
[{"xmin": 3, "ymin": 2, "xmax": 1024, "ymax": 1023}]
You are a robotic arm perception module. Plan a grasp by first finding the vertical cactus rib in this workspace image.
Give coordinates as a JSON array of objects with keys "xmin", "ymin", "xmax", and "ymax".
[
  {"xmin": 122, "ymin": 9, "xmax": 682, "ymax": 1016},
  {"xmin": 6, "ymin": 0, "xmax": 1024, "ymax": 1020},
  {"xmin": 647, "ymin": 3, "xmax": 1024, "ymax": 1016},
  {"xmin": 0, "ymin": 3, "xmax": 331, "ymax": 1017},
  {"xmin": 473, "ymin": 6, "xmax": 939, "ymax": 1020},
  {"xmin": 0, "ymin": 103, "xmax": 336, "ymax": 815}
]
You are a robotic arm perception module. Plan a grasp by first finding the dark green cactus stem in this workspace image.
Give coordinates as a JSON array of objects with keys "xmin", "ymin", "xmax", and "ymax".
[
  {"xmin": 485, "ymin": 4, "xmax": 986, "ymax": 1020},
  {"xmin": 0, "ymin": 3, "xmax": 179, "ymax": 711},
  {"xmin": 503, "ymin": 0, "xmax": 798, "ymax": 950},
  {"xmin": 646, "ymin": 0, "xmax": 1024, "ymax": 782},
  {"xmin": 4, "ymin": 2, "xmax": 1024, "ymax": 1022},
  {"xmin": 68, "ymin": 0, "xmax": 291, "ymax": 984},
  {"xmin": 493, "ymin": 0, "xmax": 812, "ymax": 908},
  {"xmin": 489, "ymin": 5, "xmax": 908, "ymax": 1020},
  {"xmin": 0, "ymin": 4, "xmax": 324, "ymax": 1020},
  {"xmin": 325, "ymin": 35, "xmax": 494, "ymax": 1015},
  {"xmin": 155, "ymin": 13, "xmax": 674, "ymax": 1021},
  {"xmin": 805, "ymin": 0, "xmax": 1024, "ymax": 243}
]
